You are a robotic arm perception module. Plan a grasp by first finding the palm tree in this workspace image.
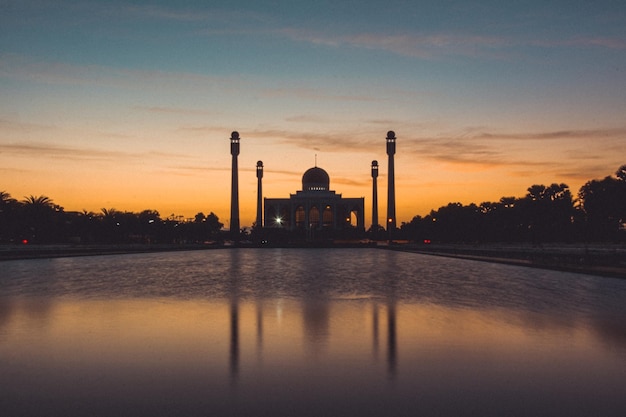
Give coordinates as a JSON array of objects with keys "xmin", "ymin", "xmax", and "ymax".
[
  {"xmin": 0, "ymin": 191, "xmax": 17, "ymax": 205},
  {"xmin": 22, "ymin": 195, "xmax": 54, "ymax": 207},
  {"xmin": 0, "ymin": 191, "xmax": 20, "ymax": 242},
  {"xmin": 20, "ymin": 195, "xmax": 60, "ymax": 243}
]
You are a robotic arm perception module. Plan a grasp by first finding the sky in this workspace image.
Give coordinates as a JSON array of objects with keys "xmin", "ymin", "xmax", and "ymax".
[{"xmin": 1, "ymin": 0, "xmax": 625, "ymax": 229}]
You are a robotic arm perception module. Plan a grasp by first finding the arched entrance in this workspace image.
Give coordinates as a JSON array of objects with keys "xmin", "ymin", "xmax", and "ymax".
[
  {"xmin": 295, "ymin": 206, "xmax": 305, "ymax": 228},
  {"xmin": 323, "ymin": 205, "xmax": 333, "ymax": 228},
  {"xmin": 309, "ymin": 206, "xmax": 320, "ymax": 229}
]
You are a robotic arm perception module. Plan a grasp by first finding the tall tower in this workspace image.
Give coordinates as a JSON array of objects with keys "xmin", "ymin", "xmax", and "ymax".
[
  {"xmin": 371, "ymin": 160, "xmax": 379, "ymax": 231},
  {"xmin": 256, "ymin": 161, "xmax": 263, "ymax": 228},
  {"xmin": 230, "ymin": 131, "xmax": 240, "ymax": 237},
  {"xmin": 386, "ymin": 131, "xmax": 397, "ymax": 231}
]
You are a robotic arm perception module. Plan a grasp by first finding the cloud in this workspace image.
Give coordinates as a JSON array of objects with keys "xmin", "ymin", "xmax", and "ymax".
[
  {"xmin": 475, "ymin": 127, "xmax": 626, "ymax": 140},
  {"xmin": 119, "ymin": 3, "xmax": 269, "ymax": 25},
  {"xmin": 259, "ymin": 86, "xmax": 385, "ymax": 103},
  {"xmin": 279, "ymin": 28, "xmax": 513, "ymax": 59},
  {"xmin": 399, "ymin": 125, "xmax": 626, "ymax": 174},
  {"xmin": 134, "ymin": 106, "xmax": 219, "ymax": 117},
  {"xmin": 279, "ymin": 27, "xmax": 626, "ymax": 60},
  {"xmin": 0, "ymin": 118, "xmax": 58, "ymax": 133},
  {"xmin": 0, "ymin": 142, "xmax": 130, "ymax": 161},
  {"xmin": 0, "ymin": 53, "xmax": 239, "ymax": 92},
  {"xmin": 0, "ymin": 142, "xmax": 192, "ymax": 163},
  {"xmin": 332, "ymin": 177, "xmax": 369, "ymax": 187},
  {"xmin": 247, "ymin": 128, "xmax": 380, "ymax": 153},
  {"xmin": 285, "ymin": 115, "xmax": 334, "ymax": 124},
  {"xmin": 530, "ymin": 37, "xmax": 626, "ymax": 50}
]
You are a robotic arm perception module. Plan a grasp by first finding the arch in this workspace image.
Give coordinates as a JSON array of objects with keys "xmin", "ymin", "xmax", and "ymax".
[
  {"xmin": 322, "ymin": 205, "xmax": 333, "ymax": 228},
  {"xmin": 309, "ymin": 206, "xmax": 320, "ymax": 229},
  {"xmin": 295, "ymin": 205, "xmax": 306, "ymax": 228},
  {"xmin": 349, "ymin": 210, "xmax": 358, "ymax": 226},
  {"xmin": 350, "ymin": 206, "xmax": 363, "ymax": 228}
]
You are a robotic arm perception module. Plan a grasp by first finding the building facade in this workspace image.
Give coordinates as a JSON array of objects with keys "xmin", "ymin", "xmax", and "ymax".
[{"xmin": 264, "ymin": 166, "xmax": 365, "ymax": 232}]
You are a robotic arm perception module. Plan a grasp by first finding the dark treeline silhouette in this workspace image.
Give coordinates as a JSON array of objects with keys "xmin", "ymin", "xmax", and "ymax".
[
  {"xmin": 400, "ymin": 165, "xmax": 626, "ymax": 244},
  {"xmin": 1, "ymin": 165, "xmax": 624, "ymax": 245},
  {"xmin": 0, "ymin": 194, "xmax": 223, "ymax": 245}
]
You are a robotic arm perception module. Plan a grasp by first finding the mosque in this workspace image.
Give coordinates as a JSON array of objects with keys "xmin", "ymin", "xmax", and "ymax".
[
  {"xmin": 264, "ymin": 166, "xmax": 365, "ymax": 231},
  {"xmin": 229, "ymin": 131, "xmax": 397, "ymax": 237}
]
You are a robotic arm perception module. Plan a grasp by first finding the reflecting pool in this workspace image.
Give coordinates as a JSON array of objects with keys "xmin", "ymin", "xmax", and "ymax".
[{"xmin": 1, "ymin": 248, "xmax": 625, "ymax": 416}]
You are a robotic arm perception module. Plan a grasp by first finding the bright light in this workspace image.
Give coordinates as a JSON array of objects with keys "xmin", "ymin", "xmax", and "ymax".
[{"xmin": 275, "ymin": 216, "xmax": 283, "ymax": 226}]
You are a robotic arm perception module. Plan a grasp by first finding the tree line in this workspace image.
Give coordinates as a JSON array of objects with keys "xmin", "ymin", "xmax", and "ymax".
[
  {"xmin": 1, "ymin": 165, "xmax": 624, "ymax": 245},
  {"xmin": 399, "ymin": 165, "xmax": 626, "ymax": 243},
  {"xmin": 0, "ymin": 195, "xmax": 223, "ymax": 245}
]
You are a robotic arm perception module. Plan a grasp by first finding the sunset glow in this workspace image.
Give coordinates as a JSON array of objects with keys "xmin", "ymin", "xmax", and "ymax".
[{"xmin": 2, "ymin": 1, "xmax": 625, "ymax": 227}]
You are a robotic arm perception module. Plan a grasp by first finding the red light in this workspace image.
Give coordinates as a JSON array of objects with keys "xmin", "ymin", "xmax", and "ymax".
[
  {"xmin": 22, "ymin": 239, "xmax": 29, "ymax": 244},
  {"xmin": 423, "ymin": 239, "xmax": 431, "ymax": 244}
]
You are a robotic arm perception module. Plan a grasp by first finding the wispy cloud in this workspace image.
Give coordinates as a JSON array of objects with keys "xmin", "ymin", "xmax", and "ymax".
[
  {"xmin": 0, "ymin": 53, "xmax": 238, "ymax": 91},
  {"xmin": 0, "ymin": 142, "xmax": 130, "ymax": 161},
  {"xmin": 120, "ymin": 3, "xmax": 269, "ymax": 25},
  {"xmin": 0, "ymin": 142, "xmax": 192, "ymax": 163},
  {"xmin": 259, "ymin": 86, "xmax": 385, "ymax": 103},
  {"xmin": 278, "ymin": 27, "xmax": 626, "ymax": 60},
  {"xmin": 247, "ymin": 128, "xmax": 380, "ymax": 153},
  {"xmin": 200, "ymin": 125, "xmax": 626, "ymax": 172},
  {"xmin": 474, "ymin": 127, "xmax": 626, "ymax": 140},
  {"xmin": 279, "ymin": 29, "xmax": 508, "ymax": 59},
  {"xmin": 1, "ymin": 54, "xmax": 385, "ymax": 107},
  {"xmin": 530, "ymin": 37, "xmax": 626, "ymax": 50},
  {"xmin": 134, "ymin": 106, "xmax": 219, "ymax": 117}
]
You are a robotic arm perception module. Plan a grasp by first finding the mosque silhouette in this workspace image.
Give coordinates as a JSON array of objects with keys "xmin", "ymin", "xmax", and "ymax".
[{"xmin": 229, "ymin": 131, "xmax": 397, "ymax": 236}]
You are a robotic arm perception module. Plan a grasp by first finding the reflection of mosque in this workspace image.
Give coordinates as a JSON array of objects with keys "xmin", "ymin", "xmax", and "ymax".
[
  {"xmin": 264, "ymin": 166, "xmax": 365, "ymax": 232},
  {"xmin": 228, "ymin": 299, "xmax": 397, "ymax": 382}
]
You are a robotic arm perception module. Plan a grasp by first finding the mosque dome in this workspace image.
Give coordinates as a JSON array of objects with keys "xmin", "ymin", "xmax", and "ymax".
[{"xmin": 302, "ymin": 167, "xmax": 330, "ymax": 191}]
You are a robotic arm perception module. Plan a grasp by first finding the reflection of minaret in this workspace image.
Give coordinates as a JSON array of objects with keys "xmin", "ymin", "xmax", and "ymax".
[
  {"xmin": 256, "ymin": 301, "xmax": 264, "ymax": 360},
  {"xmin": 372, "ymin": 302, "xmax": 379, "ymax": 360},
  {"xmin": 371, "ymin": 160, "xmax": 379, "ymax": 231},
  {"xmin": 386, "ymin": 131, "xmax": 397, "ymax": 232},
  {"xmin": 256, "ymin": 161, "xmax": 263, "ymax": 228},
  {"xmin": 387, "ymin": 302, "xmax": 397, "ymax": 379},
  {"xmin": 230, "ymin": 300, "xmax": 239, "ymax": 379},
  {"xmin": 228, "ymin": 250, "xmax": 240, "ymax": 384},
  {"xmin": 230, "ymin": 131, "xmax": 240, "ymax": 237}
]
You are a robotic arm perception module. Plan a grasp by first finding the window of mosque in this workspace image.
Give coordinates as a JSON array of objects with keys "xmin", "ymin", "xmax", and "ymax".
[
  {"xmin": 309, "ymin": 206, "xmax": 320, "ymax": 228},
  {"xmin": 295, "ymin": 206, "xmax": 305, "ymax": 228},
  {"xmin": 323, "ymin": 206, "xmax": 333, "ymax": 227},
  {"xmin": 348, "ymin": 210, "xmax": 358, "ymax": 226}
]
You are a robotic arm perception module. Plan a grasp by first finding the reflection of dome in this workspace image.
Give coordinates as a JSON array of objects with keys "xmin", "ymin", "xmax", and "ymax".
[{"xmin": 302, "ymin": 167, "xmax": 330, "ymax": 191}]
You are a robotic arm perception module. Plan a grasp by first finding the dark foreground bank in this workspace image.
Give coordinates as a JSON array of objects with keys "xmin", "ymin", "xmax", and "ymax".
[
  {"xmin": 389, "ymin": 243, "xmax": 626, "ymax": 279},
  {"xmin": 2, "ymin": 242, "xmax": 625, "ymax": 279},
  {"xmin": 0, "ymin": 243, "xmax": 229, "ymax": 261}
]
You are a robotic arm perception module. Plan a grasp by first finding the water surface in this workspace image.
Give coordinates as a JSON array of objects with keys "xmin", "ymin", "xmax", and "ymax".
[{"xmin": 1, "ymin": 248, "xmax": 625, "ymax": 416}]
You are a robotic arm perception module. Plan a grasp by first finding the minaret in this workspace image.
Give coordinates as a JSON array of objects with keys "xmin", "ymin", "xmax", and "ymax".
[
  {"xmin": 386, "ymin": 131, "xmax": 397, "ymax": 231},
  {"xmin": 256, "ymin": 161, "xmax": 263, "ymax": 228},
  {"xmin": 371, "ymin": 160, "xmax": 379, "ymax": 231},
  {"xmin": 230, "ymin": 131, "xmax": 240, "ymax": 237}
]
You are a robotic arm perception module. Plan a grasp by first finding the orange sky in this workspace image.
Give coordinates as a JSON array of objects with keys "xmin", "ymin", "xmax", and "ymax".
[{"xmin": 1, "ymin": 2, "xmax": 625, "ymax": 228}]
